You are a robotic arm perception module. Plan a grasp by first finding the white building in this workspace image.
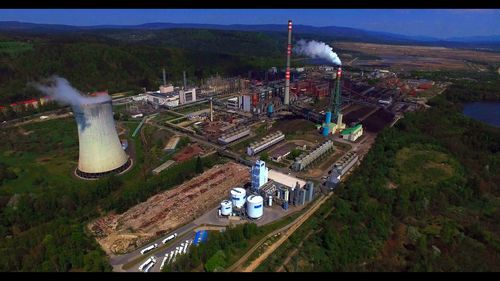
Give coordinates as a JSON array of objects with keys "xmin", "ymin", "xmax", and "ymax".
[
  {"xmin": 179, "ymin": 88, "xmax": 197, "ymax": 104},
  {"xmin": 226, "ymin": 96, "xmax": 241, "ymax": 110},
  {"xmin": 146, "ymin": 92, "xmax": 180, "ymax": 107},
  {"xmin": 247, "ymin": 131, "xmax": 285, "ymax": 156},
  {"xmin": 251, "ymin": 160, "xmax": 268, "ymax": 191}
]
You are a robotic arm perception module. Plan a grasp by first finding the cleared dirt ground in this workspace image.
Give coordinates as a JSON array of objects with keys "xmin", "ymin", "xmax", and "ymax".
[
  {"xmin": 337, "ymin": 42, "xmax": 500, "ymax": 71},
  {"xmin": 88, "ymin": 162, "xmax": 249, "ymax": 255}
]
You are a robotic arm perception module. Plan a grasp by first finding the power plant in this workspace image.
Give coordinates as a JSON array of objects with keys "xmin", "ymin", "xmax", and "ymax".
[{"xmin": 72, "ymin": 96, "xmax": 131, "ymax": 179}]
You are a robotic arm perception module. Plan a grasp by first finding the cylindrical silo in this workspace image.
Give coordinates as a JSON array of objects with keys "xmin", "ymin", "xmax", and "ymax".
[
  {"xmin": 220, "ymin": 200, "xmax": 232, "ymax": 216},
  {"xmin": 230, "ymin": 187, "xmax": 246, "ymax": 209},
  {"xmin": 268, "ymin": 196, "xmax": 273, "ymax": 207},
  {"xmin": 72, "ymin": 99, "xmax": 130, "ymax": 178},
  {"xmin": 246, "ymin": 195, "xmax": 263, "ymax": 219}
]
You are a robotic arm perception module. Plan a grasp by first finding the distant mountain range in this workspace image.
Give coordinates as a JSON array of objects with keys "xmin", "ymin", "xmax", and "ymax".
[{"xmin": 1, "ymin": 21, "xmax": 500, "ymax": 47}]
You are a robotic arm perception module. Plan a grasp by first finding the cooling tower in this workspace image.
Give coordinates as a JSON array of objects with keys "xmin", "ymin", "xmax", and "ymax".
[{"xmin": 72, "ymin": 99, "xmax": 131, "ymax": 179}]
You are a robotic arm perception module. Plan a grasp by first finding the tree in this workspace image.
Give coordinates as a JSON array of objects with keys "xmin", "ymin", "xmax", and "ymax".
[
  {"xmin": 260, "ymin": 152, "xmax": 269, "ymax": 162},
  {"xmin": 195, "ymin": 156, "xmax": 203, "ymax": 173}
]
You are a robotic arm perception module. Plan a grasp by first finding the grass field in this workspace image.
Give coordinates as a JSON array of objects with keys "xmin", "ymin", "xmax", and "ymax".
[
  {"xmin": 0, "ymin": 118, "xmax": 147, "ymax": 195},
  {"xmin": 0, "ymin": 118, "xmax": 86, "ymax": 194},
  {"xmin": 0, "ymin": 41, "xmax": 33, "ymax": 56},
  {"xmin": 174, "ymin": 103, "xmax": 209, "ymax": 115},
  {"xmin": 394, "ymin": 145, "xmax": 457, "ymax": 188}
]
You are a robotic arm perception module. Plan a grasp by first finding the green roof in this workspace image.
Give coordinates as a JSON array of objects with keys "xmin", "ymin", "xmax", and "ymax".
[{"xmin": 341, "ymin": 124, "xmax": 362, "ymax": 135}]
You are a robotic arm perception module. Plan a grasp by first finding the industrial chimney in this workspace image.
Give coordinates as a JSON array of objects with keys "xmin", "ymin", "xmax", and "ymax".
[
  {"xmin": 284, "ymin": 20, "xmax": 293, "ymax": 105},
  {"xmin": 73, "ymin": 97, "xmax": 131, "ymax": 179},
  {"xmin": 183, "ymin": 71, "xmax": 187, "ymax": 90},
  {"xmin": 163, "ymin": 68, "xmax": 167, "ymax": 86}
]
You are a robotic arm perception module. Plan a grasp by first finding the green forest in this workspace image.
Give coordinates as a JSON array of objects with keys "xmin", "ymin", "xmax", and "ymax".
[
  {"xmin": 257, "ymin": 74, "xmax": 500, "ymax": 271},
  {"xmin": 0, "ymin": 28, "xmax": 286, "ymax": 105},
  {"xmin": 0, "ymin": 117, "xmax": 225, "ymax": 271}
]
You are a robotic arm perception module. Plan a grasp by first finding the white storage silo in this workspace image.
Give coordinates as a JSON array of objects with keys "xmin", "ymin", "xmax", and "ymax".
[
  {"xmin": 220, "ymin": 200, "xmax": 232, "ymax": 216},
  {"xmin": 246, "ymin": 195, "xmax": 263, "ymax": 219},
  {"xmin": 230, "ymin": 187, "xmax": 246, "ymax": 208},
  {"xmin": 73, "ymin": 99, "xmax": 131, "ymax": 178}
]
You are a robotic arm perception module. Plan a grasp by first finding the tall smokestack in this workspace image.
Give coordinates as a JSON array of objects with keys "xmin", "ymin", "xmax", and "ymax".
[
  {"xmin": 284, "ymin": 20, "xmax": 292, "ymax": 106},
  {"xmin": 163, "ymin": 68, "xmax": 166, "ymax": 86},
  {"xmin": 210, "ymin": 98, "xmax": 213, "ymax": 122},
  {"xmin": 183, "ymin": 71, "xmax": 187, "ymax": 90}
]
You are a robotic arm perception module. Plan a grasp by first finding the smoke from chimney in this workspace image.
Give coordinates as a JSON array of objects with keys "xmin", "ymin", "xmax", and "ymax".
[
  {"xmin": 294, "ymin": 39, "xmax": 342, "ymax": 66},
  {"xmin": 32, "ymin": 76, "xmax": 110, "ymax": 106}
]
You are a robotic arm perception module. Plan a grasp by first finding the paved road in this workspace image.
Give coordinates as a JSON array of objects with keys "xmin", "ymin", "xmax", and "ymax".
[{"xmin": 109, "ymin": 221, "xmax": 198, "ymax": 272}]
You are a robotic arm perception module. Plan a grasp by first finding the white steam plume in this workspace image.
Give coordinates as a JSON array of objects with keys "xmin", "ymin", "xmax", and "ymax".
[
  {"xmin": 294, "ymin": 39, "xmax": 342, "ymax": 66},
  {"xmin": 32, "ymin": 76, "xmax": 110, "ymax": 106}
]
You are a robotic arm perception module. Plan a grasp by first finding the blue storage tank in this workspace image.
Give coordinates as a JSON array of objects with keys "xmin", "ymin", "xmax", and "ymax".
[
  {"xmin": 283, "ymin": 201, "xmax": 289, "ymax": 210},
  {"xmin": 322, "ymin": 126, "xmax": 330, "ymax": 136},
  {"xmin": 267, "ymin": 104, "xmax": 274, "ymax": 117},
  {"xmin": 325, "ymin": 111, "xmax": 332, "ymax": 124}
]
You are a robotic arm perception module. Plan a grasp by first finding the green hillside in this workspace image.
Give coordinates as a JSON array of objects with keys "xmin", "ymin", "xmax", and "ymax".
[{"xmin": 0, "ymin": 29, "xmax": 286, "ymax": 104}]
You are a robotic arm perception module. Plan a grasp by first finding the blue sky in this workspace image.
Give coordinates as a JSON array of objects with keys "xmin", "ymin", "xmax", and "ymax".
[{"xmin": 1, "ymin": 9, "xmax": 499, "ymax": 38}]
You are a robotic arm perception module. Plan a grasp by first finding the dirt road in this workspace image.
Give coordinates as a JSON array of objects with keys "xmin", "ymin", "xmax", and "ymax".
[{"xmin": 237, "ymin": 192, "xmax": 334, "ymax": 272}]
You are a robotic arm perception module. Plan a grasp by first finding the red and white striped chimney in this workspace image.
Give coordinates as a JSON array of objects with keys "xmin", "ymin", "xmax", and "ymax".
[{"xmin": 284, "ymin": 20, "xmax": 292, "ymax": 105}]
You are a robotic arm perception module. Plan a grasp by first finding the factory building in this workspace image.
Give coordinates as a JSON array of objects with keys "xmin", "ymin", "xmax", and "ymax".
[
  {"xmin": 179, "ymin": 88, "xmax": 197, "ymax": 104},
  {"xmin": 334, "ymin": 151, "xmax": 359, "ymax": 177},
  {"xmin": 340, "ymin": 124, "xmax": 363, "ymax": 142},
  {"xmin": 226, "ymin": 96, "xmax": 242, "ymax": 110},
  {"xmin": 247, "ymin": 131, "xmax": 285, "ymax": 156},
  {"xmin": 159, "ymin": 84, "xmax": 175, "ymax": 94},
  {"xmin": 146, "ymin": 92, "xmax": 180, "ymax": 107},
  {"xmin": 292, "ymin": 140, "xmax": 334, "ymax": 171},
  {"xmin": 271, "ymin": 143, "xmax": 306, "ymax": 162},
  {"xmin": 251, "ymin": 160, "xmax": 269, "ymax": 191},
  {"xmin": 218, "ymin": 127, "xmax": 250, "ymax": 145},
  {"xmin": 72, "ymin": 97, "xmax": 131, "ymax": 179}
]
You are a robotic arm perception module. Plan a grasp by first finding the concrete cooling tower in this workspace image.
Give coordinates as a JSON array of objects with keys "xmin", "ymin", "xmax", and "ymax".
[{"xmin": 72, "ymin": 99, "xmax": 131, "ymax": 179}]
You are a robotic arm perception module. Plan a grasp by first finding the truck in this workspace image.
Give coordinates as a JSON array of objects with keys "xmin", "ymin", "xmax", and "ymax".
[
  {"xmin": 139, "ymin": 256, "xmax": 156, "ymax": 272},
  {"xmin": 182, "ymin": 240, "xmax": 190, "ymax": 254},
  {"xmin": 160, "ymin": 254, "xmax": 169, "ymax": 271},
  {"xmin": 143, "ymin": 261, "xmax": 155, "ymax": 272},
  {"xmin": 162, "ymin": 233, "xmax": 178, "ymax": 244},
  {"xmin": 140, "ymin": 243, "xmax": 158, "ymax": 255}
]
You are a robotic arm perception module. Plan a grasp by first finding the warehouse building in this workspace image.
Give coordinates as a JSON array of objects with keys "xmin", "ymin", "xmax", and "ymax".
[
  {"xmin": 292, "ymin": 140, "xmax": 334, "ymax": 171},
  {"xmin": 334, "ymin": 151, "xmax": 359, "ymax": 177},
  {"xmin": 340, "ymin": 124, "xmax": 363, "ymax": 142},
  {"xmin": 247, "ymin": 131, "xmax": 285, "ymax": 156},
  {"xmin": 218, "ymin": 127, "xmax": 250, "ymax": 145}
]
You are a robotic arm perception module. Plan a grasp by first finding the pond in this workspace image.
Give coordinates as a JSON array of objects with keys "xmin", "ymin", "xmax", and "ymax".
[{"xmin": 463, "ymin": 101, "xmax": 500, "ymax": 128}]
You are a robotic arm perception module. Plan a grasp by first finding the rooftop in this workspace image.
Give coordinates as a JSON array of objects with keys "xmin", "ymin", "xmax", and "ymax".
[
  {"xmin": 268, "ymin": 169, "xmax": 305, "ymax": 189},
  {"xmin": 341, "ymin": 124, "xmax": 362, "ymax": 135}
]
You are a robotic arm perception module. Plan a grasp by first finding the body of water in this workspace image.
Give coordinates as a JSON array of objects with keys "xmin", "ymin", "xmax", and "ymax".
[{"xmin": 463, "ymin": 101, "xmax": 500, "ymax": 128}]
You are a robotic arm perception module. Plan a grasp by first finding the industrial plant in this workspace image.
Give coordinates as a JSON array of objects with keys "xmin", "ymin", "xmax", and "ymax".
[{"xmin": 21, "ymin": 18, "xmax": 430, "ymax": 273}]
